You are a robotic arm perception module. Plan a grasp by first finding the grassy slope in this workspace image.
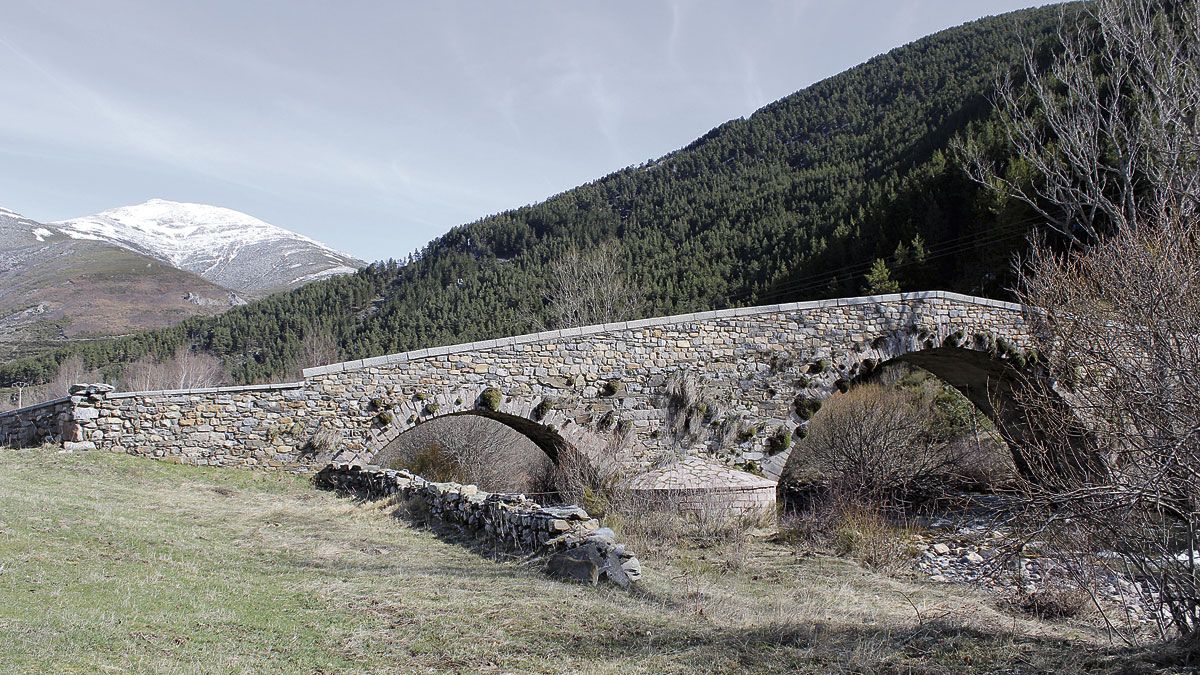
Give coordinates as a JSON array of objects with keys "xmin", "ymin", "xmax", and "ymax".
[
  {"xmin": 0, "ymin": 239, "xmax": 233, "ymax": 362},
  {"xmin": 0, "ymin": 449, "xmax": 1127, "ymax": 673}
]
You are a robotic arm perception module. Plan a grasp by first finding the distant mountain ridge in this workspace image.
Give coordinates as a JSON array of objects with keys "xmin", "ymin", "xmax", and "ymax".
[
  {"xmin": 54, "ymin": 199, "xmax": 364, "ymax": 296},
  {"xmin": 0, "ymin": 207, "xmax": 239, "ymax": 361}
]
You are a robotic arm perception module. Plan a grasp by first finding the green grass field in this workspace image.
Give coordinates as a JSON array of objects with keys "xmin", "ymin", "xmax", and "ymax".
[{"xmin": 0, "ymin": 448, "xmax": 1137, "ymax": 673}]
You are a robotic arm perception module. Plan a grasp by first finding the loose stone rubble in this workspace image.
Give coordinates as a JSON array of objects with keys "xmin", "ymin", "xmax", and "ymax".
[
  {"xmin": 914, "ymin": 514, "xmax": 1162, "ymax": 626},
  {"xmin": 314, "ymin": 463, "xmax": 641, "ymax": 587}
]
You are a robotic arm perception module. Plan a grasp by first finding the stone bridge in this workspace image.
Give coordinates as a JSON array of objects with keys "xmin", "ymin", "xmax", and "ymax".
[{"xmin": 0, "ymin": 291, "xmax": 1039, "ymax": 483}]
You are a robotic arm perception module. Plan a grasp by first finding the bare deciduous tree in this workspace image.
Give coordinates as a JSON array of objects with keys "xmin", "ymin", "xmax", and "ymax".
[
  {"xmin": 1012, "ymin": 222, "xmax": 1200, "ymax": 640},
  {"xmin": 541, "ymin": 240, "xmax": 642, "ymax": 330},
  {"xmin": 121, "ymin": 346, "xmax": 227, "ymax": 392},
  {"xmin": 964, "ymin": 0, "xmax": 1200, "ymax": 640},
  {"xmin": 290, "ymin": 330, "xmax": 341, "ymax": 379},
  {"xmin": 960, "ymin": 0, "xmax": 1200, "ymax": 246},
  {"xmin": 1, "ymin": 355, "xmax": 104, "ymax": 409}
]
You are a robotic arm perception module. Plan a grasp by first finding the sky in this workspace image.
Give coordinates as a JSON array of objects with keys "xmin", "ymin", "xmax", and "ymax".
[{"xmin": 0, "ymin": 0, "xmax": 1054, "ymax": 261}]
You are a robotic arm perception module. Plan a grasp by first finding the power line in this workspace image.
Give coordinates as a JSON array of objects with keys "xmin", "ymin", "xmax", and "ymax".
[{"xmin": 727, "ymin": 216, "xmax": 1041, "ymax": 303}]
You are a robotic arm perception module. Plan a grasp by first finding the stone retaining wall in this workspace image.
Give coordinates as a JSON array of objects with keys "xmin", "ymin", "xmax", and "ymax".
[
  {"xmin": 314, "ymin": 463, "xmax": 641, "ymax": 586},
  {"xmin": 0, "ymin": 397, "xmax": 73, "ymax": 448}
]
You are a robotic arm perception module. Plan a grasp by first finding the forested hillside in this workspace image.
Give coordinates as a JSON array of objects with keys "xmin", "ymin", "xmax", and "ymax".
[{"xmin": 0, "ymin": 5, "xmax": 1066, "ymax": 387}]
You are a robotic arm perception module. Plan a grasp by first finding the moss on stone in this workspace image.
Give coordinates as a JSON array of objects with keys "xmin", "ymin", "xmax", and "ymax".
[
  {"xmin": 767, "ymin": 428, "xmax": 792, "ymax": 455},
  {"xmin": 533, "ymin": 397, "xmax": 556, "ymax": 421},
  {"xmin": 601, "ymin": 379, "xmax": 625, "ymax": 397},
  {"xmin": 478, "ymin": 387, "xmax": 502, "ymax": 412},
  {"xmin": 793, "ymin": 396, "xmax": 822, "ymax": 421}
]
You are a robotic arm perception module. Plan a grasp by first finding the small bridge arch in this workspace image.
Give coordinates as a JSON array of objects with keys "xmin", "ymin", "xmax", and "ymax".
[{"xmin": 351, "ymin": 385, "xmax": 622, "ymax": 469}]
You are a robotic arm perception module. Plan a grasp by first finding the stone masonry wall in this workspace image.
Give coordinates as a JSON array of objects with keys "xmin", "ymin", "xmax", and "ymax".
[
  {"xmin": 302, "ymin": 291, "xmax": 1035, "ymax": 479},
  {"xmin": 1, "ymin": 292, "xmax": 1036, "ymax": 479},
  {"xmin": 76, "ymin": 383, "xmax": 317, "ymax": 468}
]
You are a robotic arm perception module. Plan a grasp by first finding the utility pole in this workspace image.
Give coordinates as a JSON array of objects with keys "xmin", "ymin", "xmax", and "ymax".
[{"xmin": 13, "ymin": 381, "xmax": 28, "ymax": 408}]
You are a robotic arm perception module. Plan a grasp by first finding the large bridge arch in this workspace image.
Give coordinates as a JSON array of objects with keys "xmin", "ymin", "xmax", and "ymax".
[{"xmin": 754, "ymin": 324, "xmax": 1045, "ymax": 479}]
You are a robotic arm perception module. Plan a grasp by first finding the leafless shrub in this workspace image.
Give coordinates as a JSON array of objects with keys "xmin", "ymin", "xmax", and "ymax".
[
  {"xmin": 121, "ymin": 346, "xmax": 226, "ymax": 391},
  {"xmin": 1016, "ymin": 586, "xmax": 1094, "ymax": 621},
  {"xmin": 779, "ymin": 495, "xmax": 917, "ymax": 572},
  {"xmin": 665, "ymin": 373, "xmax": 705, "ymax": 440},
  {"xmin": 660, "ymin": 372, "xmax": 734, "ymax": 452},
  {"xmin": 943, "ymin": 437, "xmax": 1016, "ymax": 493},
  {"xmin": 784, "ymin": 383, "xmax": 965, "ymax": 506},
  {"xmin": 396, "ymin": 441, "xmax": 461, "ymax": 483},
  {"xmin": 300, "ymin": 425, "xmax": 343, "ymax": 461},
  {"xmin": 546, "ymin": 445, "xmax": 626, "ymax": 516},
  {"xmin": 605, "ymin": 488, "xmax": 772, "ymax": 563}
]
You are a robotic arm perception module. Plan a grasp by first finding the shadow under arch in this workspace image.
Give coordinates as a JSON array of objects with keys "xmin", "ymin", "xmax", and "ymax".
[
  {"xmin": 889, "ymin": 346, "xmax": 1025, "ymax": 432},
  {"xmin": 366, "ymin": 407, "xmax": 583, "ymax": 469},
  {"xmin": 872, "ymin": 346, "xmax": 1066, "ymax": 478},
  {"xmin": 430, "ymin": 409, "xmax": 571, "ymax": 464},
  {"xmin": 365, "ymin": 410, "xmax": 561, "ymax": 494}
]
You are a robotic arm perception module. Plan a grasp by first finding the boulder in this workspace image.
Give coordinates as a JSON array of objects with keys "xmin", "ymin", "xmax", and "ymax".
[
  {"xmin": 600, "ymin": 544, "xmax": 642, "ymax": 588},
  {"xmin": 546, "ymin": 547, "xmax": 600, "ymax": 585}
]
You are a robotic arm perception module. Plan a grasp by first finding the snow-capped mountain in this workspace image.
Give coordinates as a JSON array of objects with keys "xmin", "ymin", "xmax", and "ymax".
[
  {"xmin": 0, "ymin": 206, "xmax": 241, "ymax": 361},
  {"xmin": 54, "ymin": 199, "xmax": 364, "ymax": 296}
]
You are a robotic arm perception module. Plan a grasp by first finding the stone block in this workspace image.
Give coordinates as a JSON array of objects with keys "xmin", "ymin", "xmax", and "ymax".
[{"xmin": 72, "ymin": 407, "xmax": 99, "ymax": 421}]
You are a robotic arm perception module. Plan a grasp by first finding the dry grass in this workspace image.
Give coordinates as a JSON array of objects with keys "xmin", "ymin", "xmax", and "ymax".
[
  {"xmin": 1016, "ymin": 587, "xmax": 1096, "ymax": 621},
  {"xmin": 0, "ymin": 447, "xmax": 1148, "ymax": 673},
  {"xmin": 778, "ymin": 498, "xmax": 919, "ymax": 573}
]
